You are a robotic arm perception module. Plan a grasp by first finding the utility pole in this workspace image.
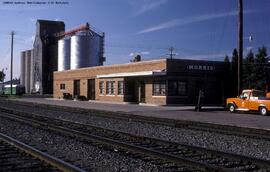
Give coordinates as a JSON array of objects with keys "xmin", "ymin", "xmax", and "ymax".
[
  {"xmin": 238, "ymin": 0, "xmax": 243, "ymax": 95},
  {"xmin": 10, "ymin": 31, "xmax": 14, "ymax": 95},
  {"xmin": 167, "ymin": 47, "xmax": 176, "ymax": 59}
]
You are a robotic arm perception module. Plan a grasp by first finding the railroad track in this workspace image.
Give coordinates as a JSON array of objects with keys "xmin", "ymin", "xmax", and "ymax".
[
  {"xmin": 0, "ymin": 132, "xmax": 85, "ymax": 172},
  {"xmin": 0, "ymin": 107, "xmax": 269, "ymax": 172},
  {"xmin": 1, "ymin": 99, "xmax": 270, "ymax": 141}
]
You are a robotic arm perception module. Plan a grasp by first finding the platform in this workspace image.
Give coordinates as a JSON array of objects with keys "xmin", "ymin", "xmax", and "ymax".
[{"xmin": 12, "ymin": 97, "xmax": 270, "ymax": 131}]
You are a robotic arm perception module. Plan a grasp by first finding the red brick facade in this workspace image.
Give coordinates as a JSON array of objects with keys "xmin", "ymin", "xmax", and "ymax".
[
  {"xmin": 54, "ymin": 59, "xmax": 228, "ymax": 105},
  {"xmin": 54, "ymin": 59, "xmax": 167, "ymax": 105}
]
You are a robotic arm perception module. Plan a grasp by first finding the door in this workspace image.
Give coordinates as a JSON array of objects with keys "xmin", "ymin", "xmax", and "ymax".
[
  {"xmin": 239, "ymin": 91, "xmax": 250, "ymax": 109},
  {"xmin": 239, "ymin": 98, "xmax": 249, "ymax": 109},
  {"xmin": 73, "ymin": 80, "xmax": 80, "ymax": 98},
  {"xmin": 139, "ymin": 82, "xmax": 145, "ymax": 103},
  {"xmin": 87, "ymin": 79, "xmax": 95, "ymax": 100}
]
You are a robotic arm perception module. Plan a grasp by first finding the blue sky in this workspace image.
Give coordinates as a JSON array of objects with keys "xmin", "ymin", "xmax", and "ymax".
[{"xmin": 0, "ymin": 0, "xmax": 270, "ymax": 80}]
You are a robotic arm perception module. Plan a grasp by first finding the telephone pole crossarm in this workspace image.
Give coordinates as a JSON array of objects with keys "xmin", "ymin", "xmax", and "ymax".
[{"xmin": 167, "ymin": 47, "xmax": 176, "ymax": 59}]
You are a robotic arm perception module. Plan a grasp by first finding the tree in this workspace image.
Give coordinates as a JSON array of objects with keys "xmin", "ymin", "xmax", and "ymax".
[
  {"xmin": 224, "ymin": 55, "xmax": 230, "ymax": 63},
  {"xmin": 254, "ymin": 46, "xmax": 268, "ymax": 90},
  {"xmin": 232, "ymin": 49, "xmax": 238, "ymax": 63},
  {"xmin": 225, "ymin": 49, "xmax": 239, "ymax": 97},
  {"xmin": 0, "ymin": 69, "xmax": 5, "ymax": 82},
  {"xmin": 230, "ymin": 49, "xmax": 238, "ymax": 96},
  {"xmin": 226, "ymin": 46, "xmax": 269, "ymax": 97},
  {"xmin": 242, "ymin": 50, "xmax": 255, "ymax": 89}
]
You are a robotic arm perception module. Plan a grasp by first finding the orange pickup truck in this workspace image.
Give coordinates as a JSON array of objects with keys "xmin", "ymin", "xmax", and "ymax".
[{"xmin": 226, "ymin": 89, "xmax": 270, "ymax": 115}]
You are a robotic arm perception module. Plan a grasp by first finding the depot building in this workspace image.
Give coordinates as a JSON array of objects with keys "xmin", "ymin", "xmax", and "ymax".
[{"xmin": 53, "ymin": 58, "xmax": 228, "ymax": 105}]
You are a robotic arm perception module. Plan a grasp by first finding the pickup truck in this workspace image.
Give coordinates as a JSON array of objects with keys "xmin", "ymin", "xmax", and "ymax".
[{"xmin": 226, "ymin": 89, "xmax": 270, "ymax": 115}]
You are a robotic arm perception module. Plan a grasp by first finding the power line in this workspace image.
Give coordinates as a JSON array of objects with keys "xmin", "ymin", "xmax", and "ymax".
[{"xmin": 167, "ymin": 47, "xmax": 176, "ymax": 59}]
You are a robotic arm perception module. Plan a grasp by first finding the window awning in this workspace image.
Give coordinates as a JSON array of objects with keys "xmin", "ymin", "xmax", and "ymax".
[{"xmin": 96, "ymin": 70, "xmax": 166, "ymax": 78}]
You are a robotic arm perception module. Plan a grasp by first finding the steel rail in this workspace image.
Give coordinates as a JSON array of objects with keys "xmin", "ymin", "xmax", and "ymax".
[
  {"xmin": 1, "ymin": 107, "xmax": 270, "ymax": 171},
  {"xmin": 0, "ymin": 113, "xmax": 220, "ymax": 172},
  {"xmin": 0, "ymin": 108, "xmax": 227, "ymax": 171},
  {"xmin": 0, "ymin": 132, "xmax": 85, "ymax": 172}
]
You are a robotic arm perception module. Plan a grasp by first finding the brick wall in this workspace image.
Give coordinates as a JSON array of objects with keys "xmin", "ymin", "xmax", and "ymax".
[
  {"xmin": 54, "ymin": 58, "xmax": 227, "ymax": 105},
  {"xmin": 54, "ymin": 59, "xmax": 166, "ymax": 105}
]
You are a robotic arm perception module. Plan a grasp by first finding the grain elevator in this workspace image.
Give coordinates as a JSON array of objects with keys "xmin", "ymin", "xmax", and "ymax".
[{"xmin": 20, "ymin": 20, "xmax": 105, "ymax": 95}]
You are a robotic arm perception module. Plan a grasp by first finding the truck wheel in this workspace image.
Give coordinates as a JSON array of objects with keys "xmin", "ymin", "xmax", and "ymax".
[
  {"xmin": 260, "ymin": 107, "xmax": 268, "ymax": 116},
  {"xmin": 228, "ymin": 104, "xmax": 235, "ymax": 113}
]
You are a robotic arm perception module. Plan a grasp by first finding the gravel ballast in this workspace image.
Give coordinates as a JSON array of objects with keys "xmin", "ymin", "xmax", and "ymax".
[
  {"xmin": 1, "ymin": 100, "xmax": 270, "ymax": 161},
  {"xmin": 0, "ymin": 117, "xmax": 180, "ymax": 172}
]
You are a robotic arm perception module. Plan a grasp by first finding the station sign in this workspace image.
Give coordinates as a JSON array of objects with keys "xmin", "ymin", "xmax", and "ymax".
[{"xmin": 187, "ymin": 65, "xmax": 215, "ymax": 71}]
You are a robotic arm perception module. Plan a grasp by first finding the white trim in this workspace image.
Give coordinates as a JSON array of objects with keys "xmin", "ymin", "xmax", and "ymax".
[
  {"xmin": 235, "ymin": 108, "xmax": 249, "ymax": 111},
  {"xmin": 152, "ymin": 95, "xmax": 166, "ymax": 98},
  {"xmin": 97, "ymin": 70, "xmax": 166, "ymax": 78},
  {"xmin": 4, "ymin": 85, "xmax": 18, "ymax": 88}
]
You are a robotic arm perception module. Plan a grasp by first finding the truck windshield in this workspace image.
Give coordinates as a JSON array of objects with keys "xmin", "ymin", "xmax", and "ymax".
[{"xmin": 252, "ymin": 91, "xmax": 265, "ymax": 97}]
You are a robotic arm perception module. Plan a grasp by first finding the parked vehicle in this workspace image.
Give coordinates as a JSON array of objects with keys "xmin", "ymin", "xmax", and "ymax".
[
  {"xmin": 3, "ymin": 85, "xmax": 25, "ymax": 95},
  {"xmin": 226, "ymin": 89, "xmax": 270, "ymax": 115}
]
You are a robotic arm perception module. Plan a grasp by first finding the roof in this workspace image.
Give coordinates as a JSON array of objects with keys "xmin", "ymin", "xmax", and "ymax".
[
  {"xmin": 1, "ymin": 79, "xmax": 20, "ymax": 85},
  {"xmin": 55, "ymin": 58, "xmax": 167, "ymax": 74},
  {"xmin": 37, "ymin": 19, "xmax": 65, "ymax": 24}
]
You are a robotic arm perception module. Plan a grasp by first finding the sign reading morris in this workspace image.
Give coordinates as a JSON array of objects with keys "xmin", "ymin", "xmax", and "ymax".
[{"xmin": 187, "ymin": 65, "xmax": 215, "ymax": 71}]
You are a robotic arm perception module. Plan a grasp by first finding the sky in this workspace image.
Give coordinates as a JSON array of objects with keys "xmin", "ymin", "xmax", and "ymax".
[{"xmin": 0, "ymin": 0, "xmax": 270, "ymax": 80}]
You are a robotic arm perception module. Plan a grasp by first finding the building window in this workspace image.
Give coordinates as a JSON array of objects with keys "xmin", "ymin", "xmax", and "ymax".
[
  {"xmin": 60, "ymin": 83, "xmax": 65, "ymax": 90},
  {"xmin": 106, "ymin": 81, "xmax": 115, "ymax": 95},
  {"xmin": 118, "ymin": 81, "xmax": 124, "ymax": 95},
  {"xmin": 99, "ymin": 81, "xmax": 105, "ymax": 95},
  {"xmin": 153, "ymin": 80, "xmax": 166, "ymax": 96},
  {"xmin": 168, "ymin": 81, "xmax": 187, "ymax": 96}
]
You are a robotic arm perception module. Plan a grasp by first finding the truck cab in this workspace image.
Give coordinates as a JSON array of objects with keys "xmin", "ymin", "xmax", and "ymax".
[{"xmin": 226, "ymin": 89, "xmax": 270, "ymax": 115}]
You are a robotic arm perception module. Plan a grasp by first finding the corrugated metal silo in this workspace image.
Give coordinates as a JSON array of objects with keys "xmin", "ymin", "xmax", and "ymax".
[
  {"xmin": 70, "ymin": 31, "xmax": 90, "ymax": 69},
  {"xmin": 58, "ymin": 37, "xmax": 71, "ymax": 71},
  {"xmin": 70, "ymin": 31, "xmax": 100, "ymax": 69},
  {"xmin": 20, "ymin": 51, "xmax": 26, "ymax": 86},
  {"xmin": 25, "ymin": 50, "xmax": 32, "ymax": 94}
]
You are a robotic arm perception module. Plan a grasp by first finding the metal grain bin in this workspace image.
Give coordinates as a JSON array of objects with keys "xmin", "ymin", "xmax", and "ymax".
[
  {"xmin": 70, "ymin": 31, "xmax": 100, "ymax": 69},
  {"xmin": 58, "ymin": 37, "xmax": 71, "ymax": 71}
]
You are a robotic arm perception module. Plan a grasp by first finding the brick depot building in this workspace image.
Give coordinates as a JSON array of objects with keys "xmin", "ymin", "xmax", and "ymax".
[{"xmin": 54, "ymin": 58, "xmax": 228, "ymax": 105}]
